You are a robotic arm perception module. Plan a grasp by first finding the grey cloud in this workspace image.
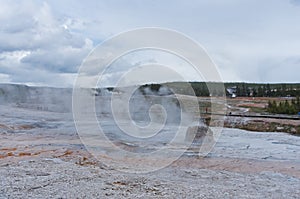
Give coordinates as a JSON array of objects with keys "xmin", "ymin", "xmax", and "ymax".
[
  {"xmin": 290, "ymin": 0, "xmax": 300, "ymax": 6},
  {"xmin": 0, "ymin": 1, "xmax": 94, "ymax": 86},
  {"xmin": 0, "ymin": 18, "xmax": 86, "ymax": 52},
  {"xmin": 263, "ymin": 56, "xmax": 300, "ymax": 83},
  {"xmin": 1, "ymin": 17, "xmax": 36, "ymax": 34},
  {"xmin": 1, "ymin": 0, "xmax": 300, "ymax": 86},
  {"xmin": 20, "ymin": 39, "xmax": 92, "ymax": 73}
]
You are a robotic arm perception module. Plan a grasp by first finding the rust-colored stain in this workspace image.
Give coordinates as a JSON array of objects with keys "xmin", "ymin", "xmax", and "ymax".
[
  {"xmin": 56, "ymin": 150, "xmax": 73, "ymax": 157},
  {"xmin": 18, "ymin": 152, "xmax": 32, "ymax": 156},
  {"xmin": 113, "ymin": 181, "xmax": 127, "ymax": 186},
  {"xmin": 0, "ymin": 147, "xmax": 17, "ymax": 151},
  {"xmin": 0, "ymin": 123, "xmax": 34, "ymax": 130},
  {"xmin": 18, "ymin": 125, "xmax": 34, "ymax": 130}
]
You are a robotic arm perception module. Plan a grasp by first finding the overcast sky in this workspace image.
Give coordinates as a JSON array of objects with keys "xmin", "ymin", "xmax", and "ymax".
[{"xmin": 0, "ymin": 0, "xmax": 300, "ymax": 87}]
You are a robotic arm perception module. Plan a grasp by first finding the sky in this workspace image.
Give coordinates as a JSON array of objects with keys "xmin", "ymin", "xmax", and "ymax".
[{"xmin": 0, "ymin": 0, "xmax": 300, "ymax": 87}]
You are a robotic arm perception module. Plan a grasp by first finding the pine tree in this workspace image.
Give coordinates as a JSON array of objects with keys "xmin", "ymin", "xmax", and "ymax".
[
  {"xmin": 267, "ymin": 100, "xmax": 273, "ymax": 112},
  {"xmin": 266, "ymin": 84, "xmax": 271, "ymax": 97},
  {"xmin": 257, "ymin": 86, "xmax": 263, "ymax": 97},
  {"xmin": 252, "ymin": 88, "xmax": 257, "ymax": 97},
  {"xmin": 272, "ymin": 101, "xmax": 277, "ymax": 113},
  {"xmin": 296, "ymin": 96, "xmax": 300, "ymax": 112},
  {"xmin": 284, "ymin": 100, "xmax": 290, "ymax": 113}
]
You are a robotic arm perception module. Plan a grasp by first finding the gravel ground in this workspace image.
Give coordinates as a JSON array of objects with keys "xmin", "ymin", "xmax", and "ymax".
[
  {"xmin": 1, "ymin": 127, "xmax": 299, "ymax": 199},
  {"xmin": 1, "ymin": 156, "xmax": 300, "ymax": 199},
  {"xmin": 0, "ymin": 103, "xmax": 300, "ymax": 198}
]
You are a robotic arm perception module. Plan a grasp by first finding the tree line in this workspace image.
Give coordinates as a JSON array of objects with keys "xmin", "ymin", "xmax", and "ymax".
[
  {"xmin": 137, "ymin": 82, "xmax": 300, "ymax": 97},
  {"xmin": 267, "ymin": 97, "xmax": 300, "ymax": 115},
  {"xmin": 232, "ymin": 83, "xmax": 300, "ymax": 97},
  {"xmin": 167, "ymin": 82, "xmax": 300, "ymax": 97}
]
